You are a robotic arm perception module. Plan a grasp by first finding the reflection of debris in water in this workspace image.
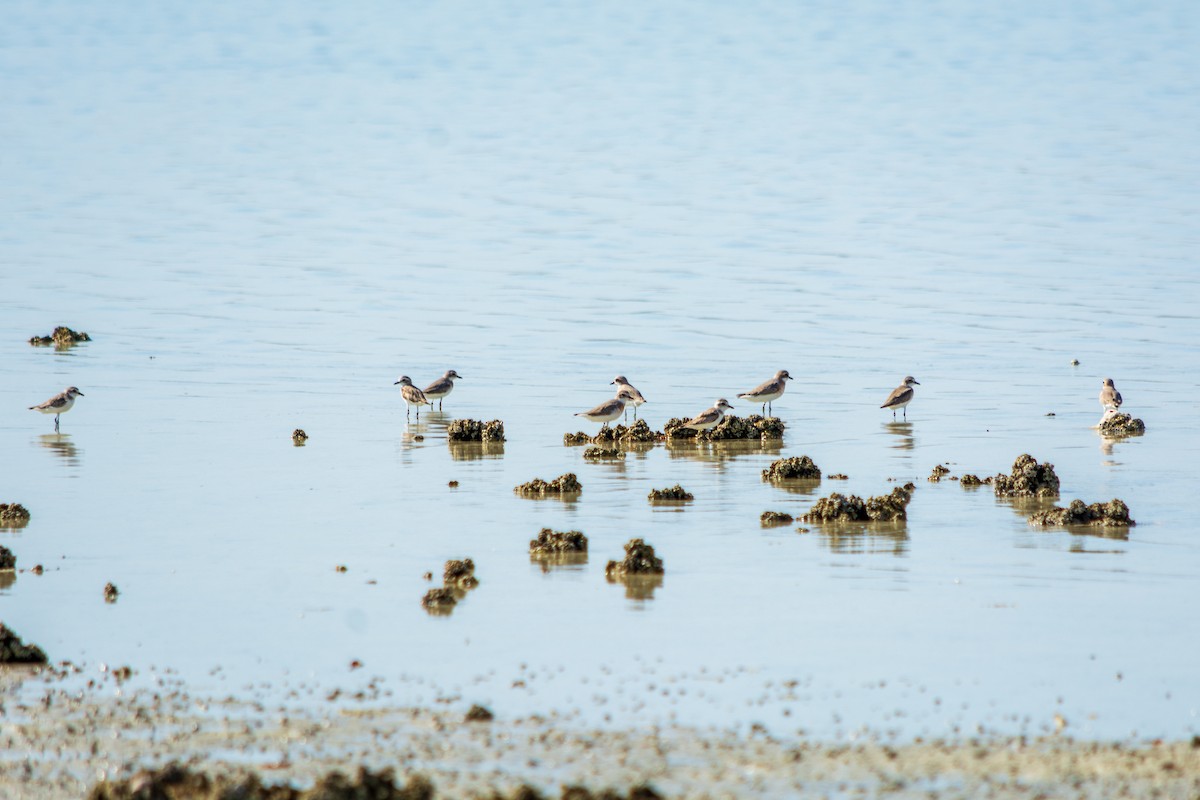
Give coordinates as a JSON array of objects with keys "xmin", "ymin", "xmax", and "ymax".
[
  {"xmin": 817, "ymin": 521, "xmax": 909, "ymax": 557},
  {"xmin": 447, "ymin": 440, "xmax": 506, "ymax": 461}
]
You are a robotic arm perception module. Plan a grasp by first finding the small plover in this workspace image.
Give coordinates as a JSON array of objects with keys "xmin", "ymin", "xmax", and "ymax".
[
  {"xmin": 30, "ymin": 387, "xmax": 84, "ymax": 432},
  {"xmin": 738, "ymin": 370, "xmax": 791, "ymax": 416},
  {"xmin": 1099, "ymin": 378, "xmax": 1123, "ymax": 411},
  {"xmin": 611, "ymin": 375, "xmax": 646, "ymax": 420},
  {"xmin": 682, "ymin": 398, "xmax": 735, "ymax": 432},
  {"xmin": 394, "ymin": 375, "xmax": 432, "ymax": 420},
  {"xmin": 881, "ymin": 376, "xmax": 920, "ymax": 419},
  {"xmin": 575, "ymin": 390, "xmax": 635, "ymax": 430},
  {"xmin": 423, "ymin": 369, "xmax": 462, "ymax": 411}
]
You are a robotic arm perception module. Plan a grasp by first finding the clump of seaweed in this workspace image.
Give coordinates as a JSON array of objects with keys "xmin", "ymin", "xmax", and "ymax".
[
  {"xmin": 929, "ymin": 464, "xmax": 950, "ymax": 482},
  {"xmin": 421, "ymin": 587, "xmax": 458, "ymax": 613},
  {"xmin": 648, "ymin": 484, "xmax": 693, "ymax": 502},
  {"xmin": 88, "ymin": 764, "xmax": 434, "ymax": 800},
  {"xmin": 760, "ymin": 511, "xmax": 794, "ymax": 527},
  {"xmin": 447, "ymin": 419, "xmax": 506, "ymax": 442},
  {"xmin": 664, "ymin": 414, "xmax": 784, "ymax": 442},
  {"xmin": 1029, "ymin": 499, "xmax": 1136, "ymax": 528},
  {"xmin": 464, "ymin": 704, "xmax": 494, "ymax": 722},
  {"xmin": 0, "ymin": 623, "xmax": 47, "ymax": 664},
  {"xmin": 104, "ymin": 583, "xmax": 119, "ymax": 603},
  {"xmin": 529, "ymin": 528, "xmax": 588, "ymax": 555},
  {"xmin": 586, "ymin": 419, "xmax": 662, "ymax": 445},
  {"xmin": 960, "ymin": 474, "xmax": 991, "ymax": 487},
  {"xmin": 0, "ymin": 503, "xmax": 31, "ymax": 525},
  {"xmin": 443, "ymin": 559, "xmax": 478, "ymax": 589},
  {"xmin": 563, "ymin": 431, "xmax": 591, "ymax": 446},
  {"xmin": 828, "ymin": 473, "xmax": 849, "ymax": 480},
  {"xmin": 605, "ymin": 538, "xmax": 664, "ymax": 578},
  {"xmin": 583, "ymin": 446, "xmax": 625, "ymax": 460},
  {"xmin": 514, "ymin": 473, "xmax": 582, "ymax": 495},
  {"xmin": 802, "ymin": 483, "xmax": 916, "ymax": 522},
  {"xmin": 29, "ymin": 326, "xmax": 91, "ymax": 347},
  {"xmin": 0, "ymin": 546, "xmax": 14, "ymax": 571},
  {"xmin": 1099, "ymin": 413, "xmax": 1146, "ymax": 437},
  {"xmin": 993, "ymin": 454, "xmax": 1060, "ymax": 498},
  {"xmin": 762, "ymin": 456, "xmax": 821, "ymax": 481},
  {"xmin": 292, "ymin": 429, "xmax": 308, "ymax": 445}
]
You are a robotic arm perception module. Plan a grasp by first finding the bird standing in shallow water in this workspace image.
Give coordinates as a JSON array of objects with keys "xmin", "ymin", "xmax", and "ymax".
[
  {"xmin": 30, "ymin": 387, "xmax": 84, "ymax": 432},
  {"xmin": 1099, "ymin": 378, "xmax": 1123, "ymax": 411},
  {"xmin": 423, "ymin": 370, "xmax": 462, "ymax": 411},
  {"xmin": 682, "ymin": 398, "xmax": 735, "ymax": 432},
  {"xmin": 394, "ymin": 376, "xmax": 432, "ymax": 420},
  {"xmin": 611, "ymin": 375, "xmax": 646, "ymax": 420},
  {"xmin": 880, "ymin": 376, "xmax": 920, "ymax": 419},
  {"xmin": 575, "ymin": 390, "xmax": 636, "ymax": 430},
  {"xmin": 738, "ymin": 370, "xmax": 791, "ymax": 416}
]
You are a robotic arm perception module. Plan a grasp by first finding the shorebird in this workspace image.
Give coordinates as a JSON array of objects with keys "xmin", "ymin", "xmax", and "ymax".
[
  {"xmin": 30, "ymin": 387, "xmax": 84, "ymax": 432},
  {"xmin": 611, "ymin": 375, "xmax": 646, "ymax": 420},
  {"xmin": 575, "ymin": 390, "xmax": 636, "ymax": 430},
  {"xmin": 423, "ymin": 369, "xmax": 462, "ymax": 411},
  {"xmin": 1099, "ymin": 378, "xmax": 1123, "ymax": 411},
  {"xmin": 682, "ymin": 398, "xmax": 735, "ymax": 432},
  {"xmin": 738, "ymin": 370, "xmax": 791, "ymax": 416},
  {"xmin": 394, "ymin": 376, "xmax": 432, "ymax": 420},
  {"xmin": 881, "ymin": 376, "xmax": 920, "ymax": 419}
]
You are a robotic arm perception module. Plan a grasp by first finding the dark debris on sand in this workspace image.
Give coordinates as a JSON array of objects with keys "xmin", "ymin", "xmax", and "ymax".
[
  {"xmin": 515, "ymin": 473, "xmax": 582, "ymax": 495},
  {"xmin": 664, "ymin": 414, "xmax": 784, "ymax": 442},
  {"xmin": 443, "ymin": 559, "xmax": 479, "ymax": 589},
  {"xmin": 762, "ymin": 456, "xmax": 821, "ymax": 481},
  {"xmin": 529, "ymin": 528, "xmax": 588, "ymax": 555},
  {"xmin": 928, "ymin": 464, "xmax": 950, "ymax": 482},
  {"xmin": 1099, "ymin": 412, "xmax": 1146, "ymax": 437},
  {"xmin": 802, "ymin": 483, "xmax": 916, "ymax": 523},
  {"xmin": 29, "ymin": 326, "xmax": 91, "ymax": 347},
  {"xmin": 993, "ymin": 454, "xmax": 1060, "ymax": 498},
  {"xmin": 103, "ymin": 583, "xmax": 119, "ymax": 603},
  {"xmin": 465, "ymin": 704, "xmax": 495, "ymax": 722},
  {"xmin": 447, "ymin": 419, "xmax": 507, "ymax": 442},
  {"xmin": 586, "ymin": 419, "xmax": 660, "ymax": 445},
  {"xmin": 422, "ymin": 559, "xmax": 480, "ymax": 614},
  {"xmin": 605, "ymin": 538, "xmax": 664, "ymax": 578},
  {"xmin": 0, "ymin": 622, "xmax": 47, "ymax": 664},
  {"xmin": 0, "ymin": 546, "xmax": 14, "ymax": 570},
  {"xmin": 421, "ymin": 587, "xmax": 459, "ymax": 613},
  {"xmin": 1029, "ymin": 499, "xmax": 1136, "ymax": 528},
  {"xmin": 760, "ymin": 511, "xmax": 794, "ymax": 527},
  {"xmin": 647, "ymin": 485, "xmax": 693, "ymax": 502},
  {"xmin": 292, "ymin": 429, "xmax": 308, "ymax": 445},
  {"xmin": 960, "ymin": 474, "xmax": 991, "ymax": 487}
]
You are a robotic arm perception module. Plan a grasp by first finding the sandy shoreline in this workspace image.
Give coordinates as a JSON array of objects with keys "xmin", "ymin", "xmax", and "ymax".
[{"xmin": 3, "ymin": 669, "xmax": 1198, "ymax": 799}]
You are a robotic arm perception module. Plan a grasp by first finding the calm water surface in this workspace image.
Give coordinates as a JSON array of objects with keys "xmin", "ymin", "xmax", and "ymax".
[{"xmin": 2, "ymin": 0, "xmax": 1199, "ymax": 741}]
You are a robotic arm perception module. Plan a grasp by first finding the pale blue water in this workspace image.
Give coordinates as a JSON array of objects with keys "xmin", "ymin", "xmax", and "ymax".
[{"xmin": 2, "ymin": 0, "xmax": 1199, "ymax": 741}]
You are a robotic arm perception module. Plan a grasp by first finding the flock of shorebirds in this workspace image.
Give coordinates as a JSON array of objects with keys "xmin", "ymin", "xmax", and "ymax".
[{"xmin": 29, "ymin": 374, "xmax": 1126, "ymax": 433}]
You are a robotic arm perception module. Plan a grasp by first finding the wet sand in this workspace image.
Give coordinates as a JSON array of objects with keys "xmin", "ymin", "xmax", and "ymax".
[{"xmin": 3, "ymin": 671, "xmax": 1197, "ymax": 799}]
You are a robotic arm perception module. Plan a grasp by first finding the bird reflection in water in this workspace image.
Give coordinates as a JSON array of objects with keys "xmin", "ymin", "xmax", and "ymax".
[
  {"xmin": 883, "ymin": 421, "xmax": 915, "ymax": 451},
  {"xmin": 36, "ymin": 433, "xmax": 82, "ymax": 467}
]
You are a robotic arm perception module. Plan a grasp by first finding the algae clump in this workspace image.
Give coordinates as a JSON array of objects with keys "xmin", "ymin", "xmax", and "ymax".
[
  {"xmin": 762, "ymin": 456, "xmax": 821, "ymax": 481},
  {"xmin": 993, "ymin": 454, "xmax": 1060, "ymax": 498},
  {"xmin": 760, "ymin": 511, "xmax": 794, "ymax": 527},
  {"xmin": 1098, "ymin": 413, "xmax": 1146, "ymax": 437},
  {"xmin": 605, "ymin": 538, "xmax": 664, "ymax": 578},
  {"xmin": 447, "ymin": 419, "xmax": 506, "ymax": 442},
  {"xmin": 928, "ymin": 464, "xmax": 950, "ymax": 482},
  {"xmin": 1029, "ymin": 499, "xmax": 1136, "ymax": 528},
  {"xmin": 529, "ymin": 528, "xmax": 588, "ymax": 555},
  {"xmin": 803, "ymin": 483, "xmax": 916, "ymax": 523},
  {"xmin": 0, "ymin": 503, "xmax": 31, "ymax": 526},
  {"xmin": 583, "ymin": 446, "xmax": 625, "ymax": 460},
  {"xmin": 0, "ymin": 623, "xmax": 47, "ymax": 664},
  {"xmin": 664, "ymin": 414, "xmax": 784, "ymax": 442},
  {"xmin": 514, "ymin": 473, "xmax": 582, "ymax": 495},
  {"xmin": 960, "ymin": 474, "xmax": 990, "ymax": 487},
  {"xmin": 29, "ymin": 326, "xmax": 91, "ymax": 347},
  {"xmin": 88, "ymin": 764, "xmax": 433, "ymax": 800},
  {"xmin": 443, "ymin": 559, "xmax": 479, "ymax": 589},
  {"xmin": 647, "ymin": 484, "xmax": 693, "ymax": 502}
]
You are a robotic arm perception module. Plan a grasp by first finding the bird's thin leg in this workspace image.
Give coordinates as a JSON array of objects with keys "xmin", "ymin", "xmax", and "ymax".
[
  {"xmin": 903, "ymin": 407, "xmax": 907, "ymax": 420},
  {"xmin": 54, "ymin": 414, "xmax": 60, "ymax": 432}
]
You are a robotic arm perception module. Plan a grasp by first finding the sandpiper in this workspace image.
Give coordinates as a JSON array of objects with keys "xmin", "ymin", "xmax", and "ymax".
[
  {"xmin": 611, "ymin": 375, "xmax": 646, "ymax": 420},
  {"xmin": 575, "ymin": 390, "xmax": 635, "ymax": 430},
  {"xmin": 881, "ymin": 376, "xmax": 920, "ymax": 419},
  {"xmin": 738, "ymin": 370, "xmax": 792, "ymax": 416},
  {"xmin": 1099, "ymin": 378, "xmax": 1123, "ymax": 411},
  {"xmin": 682, "ymin": 398, "xmax": 735, "ymax": 432},
  {"xmin": 30, "ymin": 387, "xmax": 84, "ymax": 432},
  {"xmin": 394, "ymin": 375, "xmax": 432, "ymax": 420},
  {"xmin": 423, "ymin": 369, "xmax": 462, "ymax": 411}
]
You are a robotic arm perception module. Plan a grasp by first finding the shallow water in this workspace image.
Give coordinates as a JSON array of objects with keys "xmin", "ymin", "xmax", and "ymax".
[{"xmin": 2, "ymin": 0, "xmax": 1199, "ymax": 741}]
